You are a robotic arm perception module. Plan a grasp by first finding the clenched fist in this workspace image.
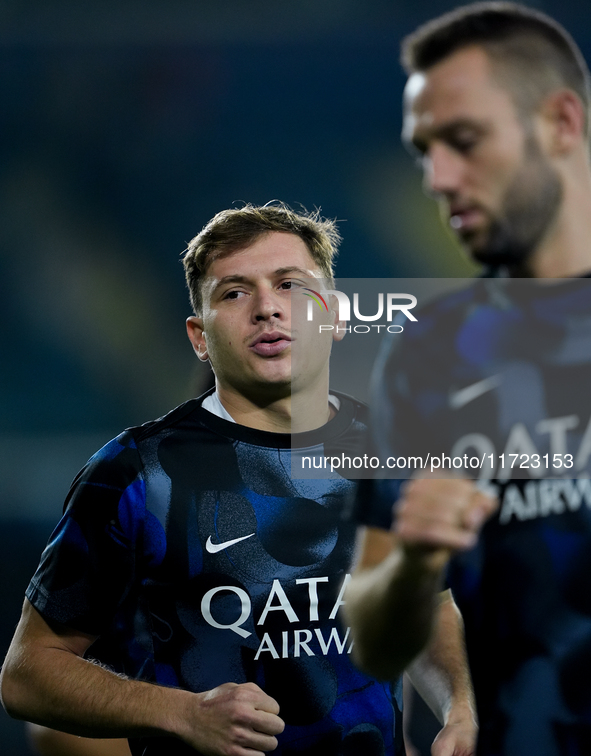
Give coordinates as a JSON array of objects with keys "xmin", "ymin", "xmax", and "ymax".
[
  {"xmin": 394, "ymin": 477, "xmax": 498, "ymax": 569},
  {"xmin": 181, "ymin": 681, "xmax": 285, "ymax": 755}
]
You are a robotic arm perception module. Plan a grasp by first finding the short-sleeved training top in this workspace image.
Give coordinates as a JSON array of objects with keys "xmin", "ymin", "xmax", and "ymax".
[
  {"xmin": 357, "ymin": 278, "xmax": 591, "ymax": 756},
  {"xmin": 27, "ymin": 391, "xmax": 403, "ymax": 756}
]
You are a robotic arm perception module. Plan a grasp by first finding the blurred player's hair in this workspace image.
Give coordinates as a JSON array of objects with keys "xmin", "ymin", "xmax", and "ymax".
[
  {"xmin": 183, "ymin": 202, "xmax": 340, "ymax": 315},
  {"xmin": 401, "ymin": 1, "xmax": 591, "ymax": 136}
]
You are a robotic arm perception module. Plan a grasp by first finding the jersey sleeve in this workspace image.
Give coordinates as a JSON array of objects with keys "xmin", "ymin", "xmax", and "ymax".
[{"xmin": 26, "ymin": 432, "xmax": 146, "ymax": 636}]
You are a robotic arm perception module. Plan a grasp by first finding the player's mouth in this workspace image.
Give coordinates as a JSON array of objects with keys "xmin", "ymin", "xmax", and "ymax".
[
  {"xmin": 448, "ymin": 203, "xmax": 486, "ymax": 234},
  {"xmin": 249, "ymin": 331, "xmax": 292, "ymax": 357}
]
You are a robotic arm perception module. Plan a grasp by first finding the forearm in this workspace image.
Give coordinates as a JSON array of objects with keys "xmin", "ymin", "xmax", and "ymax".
[
  {"xmin": 2, "ymin": 637, "xmax": 190, "ymax": 740},
  {"xmin": 347, "ymin": 478, "xmax": 497, "ymax": 683},
  {"xmin": 345, "ymin": 540, "xmax": 447, "ymax": 680},
  {"xmin": 1, "ymin": 601, "xmax": 192, "ymax": 741},
  {"xmin": 406, "ymin": 593, "xmax": 476, "ymax": 727}
]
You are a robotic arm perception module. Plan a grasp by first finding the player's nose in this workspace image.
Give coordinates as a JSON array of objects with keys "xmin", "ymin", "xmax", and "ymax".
[
  {"xmin": 252, "ymin": 287, "xmax": 285, "ymax": 322},
  {"xmin": 423, "ymin": 143, "xmax": 464, "ymax": 198}
]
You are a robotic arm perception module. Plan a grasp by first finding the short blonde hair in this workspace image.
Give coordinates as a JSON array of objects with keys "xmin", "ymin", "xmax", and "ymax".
[{"xmin": 183, "ymin": 202, "xmax": 340, "ymax": 314}]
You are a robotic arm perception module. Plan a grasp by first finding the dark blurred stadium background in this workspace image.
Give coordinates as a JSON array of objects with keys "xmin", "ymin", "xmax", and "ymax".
[{"xmin": 0, "ymin": 1, "xmax": 586, "ymax": 752}]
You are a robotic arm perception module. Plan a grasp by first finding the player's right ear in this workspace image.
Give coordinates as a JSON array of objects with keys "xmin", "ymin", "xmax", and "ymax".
[{"xmin": 186, "ymin": 317, "xmax": 209, "ymax": 361}]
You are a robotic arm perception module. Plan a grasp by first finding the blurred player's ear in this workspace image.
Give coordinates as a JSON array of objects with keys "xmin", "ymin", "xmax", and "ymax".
[
  {"xmin": 539, "ymin": 88, "xmax": 586, "ymax": 155},
  {"xmin": 186, "ymin": 317, "xmax": 209, "ymax": 361}
]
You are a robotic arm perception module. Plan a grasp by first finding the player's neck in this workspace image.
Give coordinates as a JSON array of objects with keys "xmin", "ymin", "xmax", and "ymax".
[
  {"xmin": 525, "ymin": 162, "xmax": 591, "ymax": 278},
  {"xmin": 214, "ymin": 380, "xmax": 333, "ymax": 433}
]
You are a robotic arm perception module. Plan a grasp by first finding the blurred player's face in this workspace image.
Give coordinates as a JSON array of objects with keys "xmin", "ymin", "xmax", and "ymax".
[
  {"xmin": 186, "ymin": 232, "xmax": 338, "ymax": 400},
  {"xmin": 403, "ymin": 45, "xmax": 562, "ymax": 268}
]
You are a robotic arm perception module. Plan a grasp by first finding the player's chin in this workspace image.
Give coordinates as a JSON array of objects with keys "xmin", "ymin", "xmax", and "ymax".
[
  {"xmin": 457, "ymin": 226, "xmax": 489, "ymax": 256},
  {"xmin": 253, "ymin": 365, "xmax": 292, "ymax": 389}
]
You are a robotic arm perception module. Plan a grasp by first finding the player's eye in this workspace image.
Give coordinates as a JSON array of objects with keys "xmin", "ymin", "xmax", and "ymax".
[
  {"xmin": 279, "ymin": 280, "xmax": 301, "ymax": 291},
  {"xmin": 223, "ymin": 289, "xmax": 247, "ymax": 300},
  {"xmin": 449, "ymin": 130, "xmax": 479, "ymax": 154},
  {"xmin": 407, "ymin": 141, "xmax": 429, "ymax": 170},
  {"xmin": 411, "ymin": 141, "xmax": 428, "ymax": 158}
]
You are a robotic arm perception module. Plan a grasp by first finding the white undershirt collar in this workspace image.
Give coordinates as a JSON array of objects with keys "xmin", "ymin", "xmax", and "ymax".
[{"xmin": 201, "ymin": 389, "xmax": 340, "ymax": 423}]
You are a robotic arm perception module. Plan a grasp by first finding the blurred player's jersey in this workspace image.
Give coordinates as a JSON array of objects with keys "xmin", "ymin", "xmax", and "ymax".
[
  {"xmin": 27, "ymin": 391, "xmax": 403, "ymax": 756},
  {"xmin": 358, "ymin": 278, "xmax": 591, "ymax": 756}
]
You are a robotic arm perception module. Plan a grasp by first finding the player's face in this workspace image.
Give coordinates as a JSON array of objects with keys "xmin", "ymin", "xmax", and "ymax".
[
  {"xmin": 187, "ymin": 232, "xmax": 338, "ymax": 399},
  {"xmin": 403, "ymin": 45, "xmax": 562, "ymax": 268}
]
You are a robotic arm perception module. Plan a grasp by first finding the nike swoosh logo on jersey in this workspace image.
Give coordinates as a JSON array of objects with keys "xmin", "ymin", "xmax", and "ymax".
[
  {"xmin": 205, "ymin": 533, "xmax": 255, "ymax": 553},
  {"xmin": 449, "ymin": 375, "xmax": 502, "ymax": 410}
]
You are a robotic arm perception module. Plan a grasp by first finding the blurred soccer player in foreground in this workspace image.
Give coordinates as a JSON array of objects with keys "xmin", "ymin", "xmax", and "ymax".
[{"xmin": 347, "ymin": 3, "xmax": 591, "ymax": 755}]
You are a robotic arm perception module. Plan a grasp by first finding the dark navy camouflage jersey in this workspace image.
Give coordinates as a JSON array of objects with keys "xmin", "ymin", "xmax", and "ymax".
[
  {"xmin": 27, "ymin": 391, "xmax": 403, "ymax": 756},
  {"xmin": 357, "ymin": 278, "xmax": 591, "ymax": 756}
]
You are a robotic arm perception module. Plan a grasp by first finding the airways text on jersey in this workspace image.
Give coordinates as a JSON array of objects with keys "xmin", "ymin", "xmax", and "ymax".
[
  {"xmin": 452, "ymin": 413, "xmax": 591, "ymax": 525},
  {"xmin": 200, "ymin": 573, "xmax": 352, "ymax": 659}
]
